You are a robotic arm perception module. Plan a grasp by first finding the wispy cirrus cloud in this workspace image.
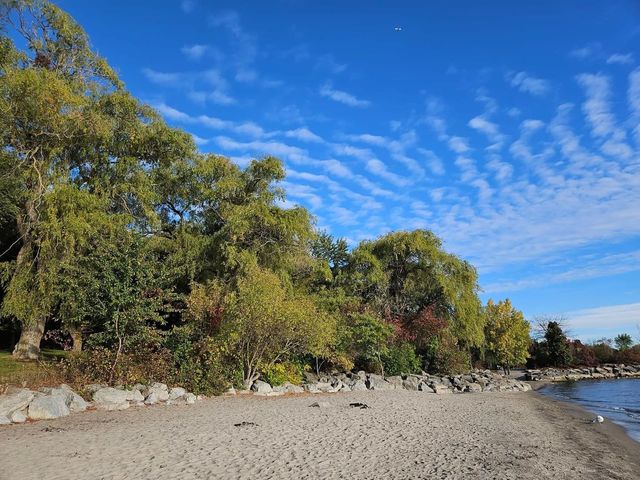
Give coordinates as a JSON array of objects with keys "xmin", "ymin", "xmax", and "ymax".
[
  {"xmin": 319, "ymin": 83, "xmax": 371, "ymax": 107},
  {"xmin": 143, "ymin": 68, "xmax": 237, "ymax": 105},
  {"xmin": 507, "ymin": 71, "xmax": 550, "ymax": 96},
  {"xmin": 607, "ymin": 53, "xmax": 634, "ymax": 65},
  {"xmin": 181, "ymin": 44, "xmax": 211, "ymax": 61}
]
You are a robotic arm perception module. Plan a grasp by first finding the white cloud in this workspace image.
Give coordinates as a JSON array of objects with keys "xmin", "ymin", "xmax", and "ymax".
[
  {"xmin": 507, "ymin": 71, "xmax": 550, "ymax": 96},
  {"xmin": 607, "ymin": 53, "xmax": 634, "ymax": 65},
  {"xmin": 565, "ymin": 303, "xmax": 640, "ymax": 339},
  {"xmin": 142, "ymin": 68, "xmax": 182, "ymax": 86},
  {"xmin": 181, "ymin": 44, "xmax": 209, "ymax": 60},
  {"xmin": 319, "ymin": 83, "xmax": 371, "ymax": 108},
  {"xmin": 284, "ymin": 128, "xmax": 324, "ymax": 143},
  {"xmin": 468, "ymin": 115, "xmax": 505, "ymax": 150},
  {"xmin": 448, "ymin": 136, "xmax": 471, "ymax": 154},
  {"xmin": 629, "ymin": 68, "xmax": 640, "ymax": 143},
  {"xmin": 576, "ymin": 73, "xmax": 633, "ymax": 159}
]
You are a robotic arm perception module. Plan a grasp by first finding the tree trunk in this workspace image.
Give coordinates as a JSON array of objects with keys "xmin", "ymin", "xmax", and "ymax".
[
  {"xmin": 69, "ymin": 328, "xmax": 83, "ymax": 352},
  {"xmin": 12, "ymin": 319, "xmax": 45, "ymax": 360}
]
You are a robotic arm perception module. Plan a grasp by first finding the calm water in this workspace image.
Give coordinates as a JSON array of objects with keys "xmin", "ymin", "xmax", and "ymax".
[{"xmin": 541, "ymin": 379, "xmax": 640, "ymax": 442}]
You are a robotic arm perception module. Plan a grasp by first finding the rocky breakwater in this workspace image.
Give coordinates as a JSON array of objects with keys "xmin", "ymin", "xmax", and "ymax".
[
  {"xmin": 0, "ymin": 382, "xmax": 201, "ymax": 425},
  {"xmin": 525, "ymin": 364, "xmax": 640, "ymax": 382},
  {"xmin": 244, "ymin": 369, "xmax": 532, "ymax": 397}
]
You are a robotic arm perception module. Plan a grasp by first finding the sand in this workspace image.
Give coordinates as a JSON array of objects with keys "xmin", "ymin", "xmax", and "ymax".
[{"xmin": 1, "ymin": 390, "xmax": 639, "ymax": 480}]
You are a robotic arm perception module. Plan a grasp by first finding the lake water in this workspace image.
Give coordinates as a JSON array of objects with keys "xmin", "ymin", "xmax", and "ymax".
[{"xmin": 540, "ymin": 378, "xmax": 640, "ymax": 442}]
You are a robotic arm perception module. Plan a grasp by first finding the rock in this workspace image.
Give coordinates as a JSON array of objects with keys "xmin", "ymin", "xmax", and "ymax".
[
  {"xmin": 251, "ymin": 380, "xmax": 272, "ymax": 394},
  {"xmin": 402, "ymin": 376, "xmax": 421, "ymax": 391},
  {"xmin": 386, "ymin": 376, "xmax": 404, "ymax": 389},
  {"xmin": 131, "ymin": 383, "xmax": 147, "ymax": 393},
  {"xmin": 432, "ymin": 385, "xmax": 453, "ymax": 394},
  {"xmin": 147, "ymin": 383, "xmax": 169, "ymax": 402},
  {"xmin": 464, "ymin": 383, "xmax": 482, "ymax": 393},
  {"xmin": 349, "ymin": 380, "xmax": 368, "ymax": 391},
  {"xmin": 10, "ymin": 410, "xmax": 27, "ymax": 424},
  {"xmin": 315, "ymin": 382, "xmax": 334, "ymax": 392},
  {"xmin": 309, "ymin": 401, "xmax": 331, "ymax": 408},
  {"xmin": 303, "ymin": 383, "xmax": 320, "ymax": 393},
  {"xmin": 50, "ymin": 386, "xmax": 89, "ymax": 413},
  {"xmin": 168, "ymin": 387, "xmax": 187, "ymax": 400},
  {"xmin": 224, "ymin": 387, "xmax": 237, "ymax": 396},
  {"xmin": 366, "ymin": 374, "xmax": 394, "ymax": 391},
  {"xmin": 144, "ymin": 392, "xmax": 159, "ymax": 405},
  {"xmin": 0, "ymin": 416, "xmax": 10, "ymax": 425},
  {"xmin": 0, "ymin": 389, "xmax": 34, "ymax": 418},
  {"xmin": 185, "ymin": 393, "xmax": 197, "ymax": 405},
  {"xmin": 272, "ymin": 382, "xmax": 305, "ymax": 394},
  {"xmin": 28, "ymin": 394, "xmax": 70, "ymax": 420},
  {"xmin": 93, "ymin": 387, "xmax": 142, "ymax": 410}
]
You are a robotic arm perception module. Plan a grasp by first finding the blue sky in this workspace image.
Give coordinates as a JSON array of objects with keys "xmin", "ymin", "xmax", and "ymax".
[{"xmin": 57, "ymin": 0, "xmax": 640, "ymax": 341}]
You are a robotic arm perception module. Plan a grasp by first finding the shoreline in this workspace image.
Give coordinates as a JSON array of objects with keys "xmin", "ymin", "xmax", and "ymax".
[
  {"xmin": 2, "ymin": 389, "xmax": 639, "ymax": 479},
  {"xmin": 530, "ymin": 388, "xmax": 640, "ymax": 463}
]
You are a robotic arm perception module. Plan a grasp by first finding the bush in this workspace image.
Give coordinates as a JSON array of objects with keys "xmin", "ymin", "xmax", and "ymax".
[
  {"xmin": 164, "ymin": 328, "xmax": 241, "ymax": 395},
  {"xmin": 424, "ymin": 332, "xmax": 470, "ymax": 375},
  {"xmin": 260, "ymin": 361, "xmax": 303, "ymax": 386},
  {"xmin": 64, "ymin": 346, "xmax": 175, "ymax": 387},
  {"xmin": 382, "ymin": 342, "xmax": 422, "ymax": 376}
]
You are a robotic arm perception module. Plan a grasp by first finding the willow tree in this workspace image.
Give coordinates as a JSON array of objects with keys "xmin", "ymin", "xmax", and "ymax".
[
  {"xmin": 343, "ymin": 230, "xmax": 484, "ymax": 349},
  {"xmin": 0, "ymin": 1, "xmax": 195, "ymax": 359}
]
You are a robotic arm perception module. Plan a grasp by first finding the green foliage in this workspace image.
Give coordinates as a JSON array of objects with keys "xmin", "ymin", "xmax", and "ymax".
[
  {"xmin": 203, "ymin": 267, "xmax": 337, "ymax": 388},
  {"xmin": 349, "ymin": 312, "xmax": 394, "ymax": 376},
  {"xmin": 260, "ymin": 361, "xmax": 304, "ymax": 386},
  {"xmin": 382, "ymin": 342, "xmax": 422, "ymax": 376},
  {"xmin": 63, "ymin": 346, "xmax": 174, "ymax": 387},
  {"xmin": 343, "ymin": 230, "xmax": 484, "ymax": 348},
  {"xmin": 163, "ymin": 329, "xmax": 240, "ymax": 395},
  {"xmin": 484, "ymin": 299, "xmax": 530, "ymax": 369},
  {"xmin": 425, "ymin": 332, "xmax": 471, "ymax": 375},
  {"xmin": 614, "ymin": 333, "xmax": 633, "ymax": 351},
  {"xmin": 539, "ymin": 321, "xmax": 571, "ymax": 367}
]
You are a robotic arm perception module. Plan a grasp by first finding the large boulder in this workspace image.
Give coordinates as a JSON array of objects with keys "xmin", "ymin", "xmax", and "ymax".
[
  {"xmin": 168, "ymin": 387, "xmax": 187, "ymax": 400},
  {"xmin": 146, "ymin": 383, "xmax": 169, "ymax": 402},
  {"xmin": 349, "ymin": 379, "xmax": 368, "ymax": 391},
  {"xmin": 402, "ymin": 376, "xmax": 421, "ymax": 391},
  {"xmin": 10, "ymin": 410, "xmax": 27, "ymax": 423},
  {"xmin": 251, "ymin": 380, "xmax": 272, "ymax": 395},
  {"xmin": 28, "ymin": 394, "xmax": 70, "ymax": 420},
  {"xmin": 0, "ymin": 416, "xmax": 10, "ymax": 425},
  {"xmin": 385, "ymin": 376, "xmax": 403, "ymax": 389},
  {"xmin": 44, "ymin": 385, "xmax": 89, "ymax": 413},
  {"xmin": 432, "ymin": 384, "xmax": 453, "ymax": 394},
  {"xmin": 93, "ymin": 387, "xmax": 142, "ymax": 411},
  {"xmin": 366, "ymin": 374, "xmax": 394, "ymax": 391},
  {"xmin": 272, "ymin": 382, "xmax": 305, "ymax": 394},
  {"xmin": 0, "ymin": 389, "xmax": 34, "ymax": 419}
]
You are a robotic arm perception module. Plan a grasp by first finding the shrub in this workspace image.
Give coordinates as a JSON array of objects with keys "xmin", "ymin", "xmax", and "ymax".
[
  {"xmin": 64, "ymin": 346, "xmax": 175, "ymax": 387},
  {"xmin": 260, "ymin": 361, "xmax": 303, "ymax": 386},
  {"xmin": 382, "ymin": 342, "xmax": 422, "ymax": 376},
  {"xmin": 424, "ymin": 332, "xmax": 470, "ymax": 375},
  {"xmin": 164, "ymin": 327, "xmax": 241, "ymax": 395}
]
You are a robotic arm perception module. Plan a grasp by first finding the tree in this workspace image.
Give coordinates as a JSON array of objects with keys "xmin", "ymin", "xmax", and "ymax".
[
  {"xmin": 343, "ymin": 230, "xmax": 484, "ymax": 349},
  {"xmin": 614, "ymin": 333, "xmax": 633, "ymax": 351},
  {"xmin": 483, "ymin": 299, "xmax": 530, "ymax": 374},
  {"xmin": 219, "ymin": 267, "xmax": 335, "ymax": 389},
  {"xmin": 541, "ymin": 321, "xmax": 571, "ymax": 367},
  {"xmin": 349, "ymin": 312, "xmax": 394, "ymax": 377},
  {"xmin": 0, "ymin": 1, "xmax": 195, "ymax": 359}
]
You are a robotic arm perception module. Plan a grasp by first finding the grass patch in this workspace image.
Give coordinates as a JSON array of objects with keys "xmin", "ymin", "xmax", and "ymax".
[{"xmin": 0, "ymin": 348, "xmax": 68, "ymax": 392}]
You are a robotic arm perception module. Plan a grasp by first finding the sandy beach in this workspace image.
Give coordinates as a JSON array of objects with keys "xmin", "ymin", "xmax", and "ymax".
[{"xmin": 1, "ymin": 390, "xmax": 638, "ymax": 480}]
